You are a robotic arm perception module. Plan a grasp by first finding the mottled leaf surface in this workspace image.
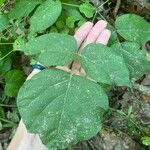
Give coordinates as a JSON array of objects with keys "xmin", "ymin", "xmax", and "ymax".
[
  {"xmin": 0, "ymin": 14, "xmax": 9, "ymax": 32},
  {"xmin": 8, "ymin": 0, "xmax": 40, "ymax": 19},
  {"xmin": 111, "ymin": 42, "xmax": 150, "ymax": 80},
  {"xmin": 80, "ymin": 44, "xmax": 130, "ymax": 86},
  {"xmin": 17, "ymin": 69, "xmax": 108, "ymax": 149},
  {"xmin": 30, "ymin": 0, "xmax": 62, "ymax": 33},
  {"xmin": 116, "ymin": 14, "xmax": 150, "ymax": 44},
  {"xmin": 13, "ymin": 33, "xmax": 77, "ymax": 66}
]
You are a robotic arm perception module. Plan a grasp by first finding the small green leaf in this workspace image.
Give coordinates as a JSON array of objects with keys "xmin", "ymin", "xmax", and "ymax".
[
  {"xmin": 63, "ymin": 6, "xmax": 86, "ymax": 28},
  {"xmin": 80, "ymin": 44, "xmax": 130, "ymax": 86},
  {"xmin": 56, "ymin": 20, "xmax": 65, "ymax": 29},
  {"xmin": 4, "ymin": 70, "xmax": 25, "ymax": 97},
  {"xmin": 50, "ymin": 26, "xmax": 58, "ymax": 32},
  {"xmin": 0, "ymin": 13, "xmax": 9, "ymax": 32},
  {"xmin": 17, "ymin": 69, "xmax": 108, "ymax": 149},
  {"xmin": 127, "ymin": 106, "xmax": 133, "ymax": 117},
  {"xmin": 14, "ymin": 33, "xmax": 77, "ymax": 66},
  {"xmin": 79, "ymin": 3, "xmax": 95, "ymax": 18},
  {"xmin": 66, "ymin": 16, "xmax": 76, "ymax": 28},
  {"xmin": 111, "ymin": 42, "xmax": 150, "ymax": 80},
  {"xmin": 141, "ymin": 136, "xmax": 150, "ymax": 146},
  {"xmin": 116, "ymin": 14, "xmax": 150, "ymax": 44},
  {"xmin": 8, "ymin": 0, "xmax": 40, "ymax": 19},
  {"xmin": 30, "ymin": 0, "xmax": 62, "ymax": 33}
]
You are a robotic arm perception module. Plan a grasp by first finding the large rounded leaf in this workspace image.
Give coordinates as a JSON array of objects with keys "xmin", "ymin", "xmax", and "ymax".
[
  {"xmin": 17, "ymin": 69, "xmax": 108, "ymax": 149},
  {"xmin": 8, "ymin": 0, "xmax": 40, "ymax": 19},
  {"xmin": 14, "ymin": 33, "xmax": 77, "ymax": 66},
  {"xmin": 80, "ymin": 43, "xmax": 130, "ymax": 86},
  {"xmin": 30, "ymin": 0, "xmax": 62, "ymax": 33},
  {"xmin": 111, "ymin": 42, "xmax": 150, "ymax": 80},
  {"xmin": 116, "ymin": 14, "xmax": 150, "ymax": 44}
]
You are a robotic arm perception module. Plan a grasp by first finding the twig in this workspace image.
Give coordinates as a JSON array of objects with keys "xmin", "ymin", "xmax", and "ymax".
[{"xmin": 113, "ymin": 0, "xmax": 121, "ymax": 17}]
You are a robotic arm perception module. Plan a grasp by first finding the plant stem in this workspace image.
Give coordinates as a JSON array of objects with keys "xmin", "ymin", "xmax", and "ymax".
[
  {"xmin": 92, "ymin": 10, "xmax": 98, "ymax": 23},
  {"xmin": 62, "ymin": 2, "xmax": 79, "ymax": 8},
  {"xmin": 0, "ymin": 42, "xmax": 14, "ymax": 45},
  {"xmin": 0, "ymin": 50, "xmax": 14, "ymax": 61},
  {"xmin": 97, "ymin": 0, "xmax": 109, "ymax": 10},
  {"xmin": 0, "ymin": 103, "xmax": 16, "ymax": 107},
  {"xmin": 0, "ymin": 117, "xmax": 16, "ymax": 125}
]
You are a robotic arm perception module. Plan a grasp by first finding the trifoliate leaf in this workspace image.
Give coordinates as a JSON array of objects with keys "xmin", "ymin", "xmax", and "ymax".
[
  {"xmin": 17, "ymin": 69, "xmax": 108, "ymax": 149},
  {"xmin": 30, "ymin": 0, "xmax": 62, "ymax": 33},
  {"xmin": 80, "ymin": 43, "xmax": 130, "ymax": 86},
  {"xmin": 8, "ymin": 0, "xmax": 40, "ymax": 19},
  {"xmin": 111, "ymin": 42, "xmax": 150, "ymax": 80},
  {"xmin": 13, "ymin": 33, "xmax": 77, "ymax": 66},
  {"xmin": 4, "ymin": 70, "xmax": 25, "ymax": 97},
  {"xmin": 0, "ymin": 14, "xmax": 9, "ymax": 32},
  {"xmin": 116, "ymin": 14, "xmax": 150, "ymax": 44},
  {"xmin": 79, "ymin": 3, "xmax": 95, "ymax": 18}
]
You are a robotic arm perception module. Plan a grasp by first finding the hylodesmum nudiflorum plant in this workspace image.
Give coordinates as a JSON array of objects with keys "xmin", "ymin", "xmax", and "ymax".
[{"xmin": 0, "ymin": 0, "xmax": 150, "ymax": 149}]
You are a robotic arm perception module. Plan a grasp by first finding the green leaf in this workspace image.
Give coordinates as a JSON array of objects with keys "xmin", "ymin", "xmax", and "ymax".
[
  {"xmin": 63, "ymin": 6, "xmax": 86, "ymax": 28},
  {"xmin": 116, "ymin": 14, "xmax": 150, "ymax": 44},
  {"xmin": 8, "ymin": 0, "xmax": 40, "ymax": 19},
  {"xmin": 30, "ymin": 0, "xmax": 62, "ymax": 33},
  {"xmin": 4, "ymin": 70, "xmax": 25, "ymax": 97},
  {"xmin": 80, "ymin": 44, "xmax": 130, "ymax": 86},
  {"xmin": 79, "ymin": 3, "xmax": 95, "ymax": 18},
  {"xmin": 14, "ymin": 33, "xmax": 77, "ymax": 66},
  {"xmin": 0, "ymin": 13, "xmax": 9, "ymax": 32},
  {"xmin": 111, "ymin": 42, "xmax": 150, "ymax": 80},
  {"xmin": 0, "ymin": 0, "xmax": 4, "ymax": 6},
  {"xmin": 66, "ymin": 16, "xmax": 76, "ymax": 28},
  {"xmin": 141, "ymin": 136, "xmax": 150, "ymax": 146},
  {"xmin": 17, "ymin": 69, "xmax": 108, "ymax": 149}
]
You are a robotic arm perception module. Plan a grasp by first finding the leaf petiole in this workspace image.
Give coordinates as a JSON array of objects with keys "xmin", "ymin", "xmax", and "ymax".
[
  {"xmin": 0, "ymin": 50, "xmax": 14, "ymax": 61},
  {"xmin": 62, "ymin": 2, "xmax": 79, "ymax": 8}
]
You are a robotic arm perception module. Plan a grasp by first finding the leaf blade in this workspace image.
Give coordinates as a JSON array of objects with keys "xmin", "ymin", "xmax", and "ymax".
[
  {"xmin": 8, "ymin": 0, "xmax": 40, "ymax": 19},
  {"xmin": 111, "ymin": 42, "xmax": 150, "ymax": 80},
  {"xmin": 30, "ymin": 0, "xmax": 62, "ymax": 33},
  {"xmin": 80, "ymin": 44, "xmax": 130, "ymax": 86},
  {"xmin": 17, "ymin": 69, "xmax": 108, "ymax": 149},
  {"xmin": 116, "ymin": 14, "xmax": 150, "ymax": 44},
  {"xmin": 14, "ymin": 33, "xmax": 77, "ymax": 66}
]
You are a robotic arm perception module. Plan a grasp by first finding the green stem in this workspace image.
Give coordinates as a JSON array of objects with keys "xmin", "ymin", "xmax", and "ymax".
[
  {"xmin": 92, "ymin": 10, "xmax": 98, "ymax": 23},
  {"xmin": 62, "ymin": 2, "xmax": 79, "ymax": 8},
  {"xmin": 0, "ymin": 103, "xmax": 16, "ymax": 107},
  {"xmin": 0, "ymin": 43, "xmax": 14, "ymax": 45},
  {"xmin": 0, "ymin": 117, "xmax": 16, "ymax": 125},
  {"xmin": 97, "ymin": 0, "xmax": 109, "ymax": 10},
  {"xmin": 0, "ymin": 50, "xmax": 14, "ymax": 61}
]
